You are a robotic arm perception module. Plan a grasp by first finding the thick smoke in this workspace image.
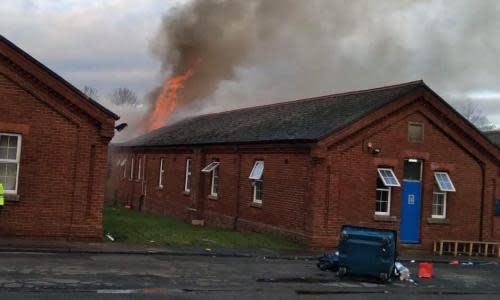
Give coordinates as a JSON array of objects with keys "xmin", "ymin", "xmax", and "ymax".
[{"xmin": 142, "ymin": 0, "xmax": 500, "ymax": 131}]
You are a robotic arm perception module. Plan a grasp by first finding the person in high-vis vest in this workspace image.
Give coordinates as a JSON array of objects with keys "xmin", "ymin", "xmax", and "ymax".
[{"xmin": 0, "ymin": 183, "xmax": 4, "ymax": 207}]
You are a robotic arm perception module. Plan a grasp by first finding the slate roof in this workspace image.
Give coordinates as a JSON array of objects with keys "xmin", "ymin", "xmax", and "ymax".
[
  {"xmin": 485, "ymin": 131, "xmax": 500, "ymax": 147},
  {"xmin": 124, "ymin": 81, "xmax": 425, "ymax": 147}
]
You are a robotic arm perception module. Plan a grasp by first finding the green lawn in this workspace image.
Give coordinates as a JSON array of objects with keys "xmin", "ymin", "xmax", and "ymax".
[{"xmin": 103, "ymin": 206, "xmax": 302, "ymax": 251}]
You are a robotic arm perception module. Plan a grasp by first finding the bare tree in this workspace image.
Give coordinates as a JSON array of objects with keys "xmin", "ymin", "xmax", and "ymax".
[
  {"xmin": 109, "ymin": 88, "xmax": 139, "ymax": 106},
  {"xmin": 82, "ymin": 85, "xmax": 99, "ymax": 100},
  {"xmin": 454, "ymin": 99, "xmax": 497, "ymax": 131}
]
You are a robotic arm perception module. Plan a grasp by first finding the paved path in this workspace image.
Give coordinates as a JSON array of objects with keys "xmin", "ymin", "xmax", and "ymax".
[{"xmin": 0, "ymin": 252, "xmax": 498, "ymax": 299}]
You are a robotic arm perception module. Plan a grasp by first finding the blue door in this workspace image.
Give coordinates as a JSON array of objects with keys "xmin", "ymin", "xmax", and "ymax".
[{"xmin": 400, "ymin": 180, "xmax": 422, "ymax": 244}]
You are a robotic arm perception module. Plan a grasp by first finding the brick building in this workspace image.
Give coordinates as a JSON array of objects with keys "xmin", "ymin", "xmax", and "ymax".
[
  {"xmin": 109, "ymin": 81, "xmax": 500, "ymax": 249},
  {"xmin": 0, "ymin": 35, "xmax": 118, "ymax": 240}
]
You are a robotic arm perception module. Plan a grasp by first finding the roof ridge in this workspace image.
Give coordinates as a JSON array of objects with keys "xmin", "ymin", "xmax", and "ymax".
[
  {"xmin": 181, "ymin": 80, "xmax": 424, "ymax": 121},
  {"xmin": 0, "ymin": 34, "xmax": 119, "ymax": 120}
]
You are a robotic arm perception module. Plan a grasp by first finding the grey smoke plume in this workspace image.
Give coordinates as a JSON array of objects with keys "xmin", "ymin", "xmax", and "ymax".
[{"xmin": 144, "ymin": 0, "xmax": 500, "ymax": 130}]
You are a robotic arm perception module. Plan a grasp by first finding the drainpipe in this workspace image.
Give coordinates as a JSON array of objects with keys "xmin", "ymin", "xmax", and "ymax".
[
  {"xmin": 233, "ymin": 146, "xmax": 242, "ymax": 230},
  {"xmin": 479, "ymin": 163, "xmax": 486, "ymax": 241}
]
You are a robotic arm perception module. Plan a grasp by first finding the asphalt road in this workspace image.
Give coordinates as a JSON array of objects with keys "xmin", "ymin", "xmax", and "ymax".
[{"xmin": 0, "ymin": 252, "xmax": 498, "ymax": 299}]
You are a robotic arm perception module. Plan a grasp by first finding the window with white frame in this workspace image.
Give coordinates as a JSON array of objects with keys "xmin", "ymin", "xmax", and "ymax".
[
  {"xmin": 121, "ymin": 158, "xmax": 127, "ymax": 179},
  {"xmin": 158, "ymin": 159, "xmax": 165, "ymax": 189},
  {"xmin": 137, "ymin": 156, "xmax": 142, "ymax": 180},
  {"xmin": 431, "ymin": 172, "xmax": 455, "ymax": 218},
  {"xmin": 249, "ymin": 160, "xmax": 264, "ymax": 204},
  {"xmin": 184, "ymin": 158, "xmax": 192, "ymax": 192},
  {"xmin": 129, "ymin": 157, "xmax": 134, "ymax": 180},
  {"xmin": 375, "ymin": 177, "xmax": 391, "ymax": 215},
  {"xmin": 0, "ymin": 133, "xmax": 22, "ymax": 194},
  {"xmin": 202, "ymin": 161, "xmax": 220, "ymax": 197},
  {"xmin": 434, "ymin": 172, "xmax": 456, "ymax": 192},
  {"xmin": 432, "ymin": 187, "xmax": 447, "ymax": 219},
  {"xmin": 377, "ymin": 168, "xmax": 401, "ymax": 187}
]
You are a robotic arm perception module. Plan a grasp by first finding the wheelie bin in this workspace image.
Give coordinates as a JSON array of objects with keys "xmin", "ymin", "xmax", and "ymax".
[{"xmin": 337, "ymin": 225, "xmax": 397, "ymax": 282}]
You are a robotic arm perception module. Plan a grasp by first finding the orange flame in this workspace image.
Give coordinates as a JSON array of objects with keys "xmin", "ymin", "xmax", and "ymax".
[{"xmin": 148, "ymin": 62, "xmax": 199, "ymax": 131}]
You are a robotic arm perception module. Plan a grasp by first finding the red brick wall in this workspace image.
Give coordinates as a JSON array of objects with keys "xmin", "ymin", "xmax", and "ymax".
[
  {"xmin": 309, "ymin": 99, "xmax": 500, "ymax": 249},
  {"xmin": 0, "ymin": 69, "xmax": 113, "ymax": 241},
  {"xmin": 109, "ymin": 145, "xmax": 311, "ymax": 241}
]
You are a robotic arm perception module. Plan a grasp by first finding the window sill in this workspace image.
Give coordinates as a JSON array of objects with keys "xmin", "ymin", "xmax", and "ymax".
[
  {"xmin": 208, "ymin": 194, "xmax": 218, "ymax": 200},
  {"xmin": 182, "ymin": 190, "xmax": 191, "ymax": 196},
  {"xmin": 5, "ymin": 194, "xmax": 19, "ymax": 202},
  {"xmin": 427, "ymin": 217, "xmax": 449, "ymax": 224},
  {"xmin": 250, "ymin": 202, "xmax": 262, "ymax": 208},
  {"xmin": 373, "ymin": 215, "xmax": 398, "ymax": 222}
]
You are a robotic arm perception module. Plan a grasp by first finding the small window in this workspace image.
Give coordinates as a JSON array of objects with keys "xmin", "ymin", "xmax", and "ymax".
[
  {"xmin": 375, "ymin": 178, "xmax": 391, "ymax": 215},
  {"xmin": 202, "ymin": 161, "xmax": 220, "ymax": 197},
  {"xmin": 253, "ymin": 180, "xmax": 263, "ymax": 204},
  {"xmin": 201, "ymin": 161, "xmax": 220, "ymax": 173},
  {"xmin": 122, "ymin": 158, "xmax": 127, "ymax": 179},
  {"xmin": 159, "ymin": 159, "xmax": 165, "ymax": 189},
  {"xmin": 0, "ymin": 133, "xmax": 22, "ymax": 194},
  {"xmin": 211, "ymin": 165, "xmax": 219, "ymax": 196},
  {"xmin": 434, "ymin": 172, "xmax": 456, "ymax": 192},
  {"xmin": 377, "ymin": 168, "xmax": 401, "ymax": 187},
  {"xmin": 432, "ymin": 189, "xmax": 447, "ymax": 219},
  {"xmin": 137, "ymin": 156, "xmax": 142, "ymax": 180},
  {"xmin": 184, "ymin": 159, "xmax": 192, "ymax": 192},
  {"xmin": 408, "ymin": 122, "xmax": 424, "ymax": 143},
  {"xmin": 249, "ymin": 161, "xmax": 264, "ymax": 180},
  {"xmin": 129, "ymin": 157, "xmax": 135, "ymax": 180}
]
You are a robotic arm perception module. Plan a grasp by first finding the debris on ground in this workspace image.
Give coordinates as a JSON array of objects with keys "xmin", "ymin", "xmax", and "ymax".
[
  {"xmin": 317, "ymin": 251, "xmax": 339, "ymax": 272},
  {"xmin": 105, "ymin": 233, "xmax": 115, "ymax": 242},
  {"xmin": 417, "ymin": 262, "xmax": 433, "ymax": 278},
  {"xmin": 394, "ymin": 262, "xmax": 410, "ymax": 281}
]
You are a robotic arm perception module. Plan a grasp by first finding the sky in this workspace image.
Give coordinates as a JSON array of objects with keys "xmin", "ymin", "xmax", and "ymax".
[{"xmin": 1, "ymin": 0, "xmax": 499, "ymax": 138}]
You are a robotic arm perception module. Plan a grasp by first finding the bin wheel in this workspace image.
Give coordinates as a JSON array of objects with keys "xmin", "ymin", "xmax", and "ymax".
[
  {"xmin": 338, "ymin": 267, "xmax": 347, "ymax": 277},
  {"xmin": 379, "ymin": 272, "xmax": 388, "ymax": 282}
]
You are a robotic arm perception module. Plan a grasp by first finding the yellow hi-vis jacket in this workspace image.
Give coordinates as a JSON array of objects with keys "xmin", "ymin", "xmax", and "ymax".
[{"xmin": 0, "ymin": 183, "xmax": 4, "ymax": 206}]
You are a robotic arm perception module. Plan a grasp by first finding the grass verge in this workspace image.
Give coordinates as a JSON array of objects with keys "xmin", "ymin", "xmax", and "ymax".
[{"xmin": 103, "ymin": 206, "xmax": 302, "ymax": 251}]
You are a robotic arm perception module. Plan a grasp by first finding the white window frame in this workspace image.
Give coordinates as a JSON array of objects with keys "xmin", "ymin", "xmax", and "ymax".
[
  {"xmin": 129, "ymin": 157, "xmax": 134, "ymax": 181},
  {"xmin": 377, "ymin": 168, "xmax": 401, "ymax": 187},
  {"xmin": 184, "ymin": 158, "xmax": 192, "ymax": 192},
  {"xmin": 0, "ymin": 133, "xmax": 22, "ymax": 194},
  {"xmin": 137, "ymin": 156, "xmax": 142, "ymax": 181},
  {"xmin": 249, "ymin": 160, "xmax": 264, "ymax": 180},
  {"xmin": 159, "ymin": 158, "xmax": 165, "ymax": 189},
  {"xmin": 432, "ymin": 190, "xmax": 447, "ymax": 219},
  {"xmin": 211, "ymin": 165, "xmax": 219, "ymax": 197},
  {"xmin": 434, "ymin": 172, "xmax": 456, "ymax": 192},
  {"xmin": 375, "ymin": 185, "xmax": 391, "ymax": 216},
  {"xmin": 253, "ymin": 179, "xmax": 263, "ymax": 204},
  {"xmin": 201, "ymin": 161, "xmax": 220, "ymax": 173},
  {"xmin": 122, "ymin": 158, "xmax": 127, "ymax": 179}
]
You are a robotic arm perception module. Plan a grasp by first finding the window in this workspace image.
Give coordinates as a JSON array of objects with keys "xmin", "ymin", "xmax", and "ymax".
[
  {"xmin": 434, "ymin": 172, "xmax": 456, "ymax": 192},
  {"xmin": 129, "ymin": 157, "xmax": 134, "ymax": 180},
  {"xmin": 377, "ymin": 168, "xmax": 401, "ymax": 187},
  {"xmin": 0, "ymin": 133, "xmax": 21, "ymax": 194},
  {"xmin": 408, "ymin": 122, "xmax": 424, "ymax": 143},
  {"xmin": 211, "ymin": 165, "xmax": 219, "ymax": 196},
  {"xmin": 137, "ymin": 156, "xmax": 142, "ymax": 180},
  {"xmin": 202, "ymin": 161, "xmax": 220, "ymax": 197},
  {"xmin": 250, "ymin": 161, "xmax": 264, "ymax": 204},
  {"xmin": 375, "ymin": 177, "xmax": 391, "ymax": 215},
  {"xmin": 432, "ymin": 188, "xmax": 447, "ymax": 218},
  {"xmin": 253, "ymin": 180, "xmax": 263, "ymax": 204},
  {"xmin": 159, "ymin": 159, "xmax": 165, "ymax": 189},
  {"xmin": 249, "ymin": 160, "xmax": 264, "ymax": 180},
  {"xmin": 121, "ymin": 158, "xmax": 127, "ymax": 179},
  {"xmin": 403, "ymin": 159, "xmax": 422, "ymax": 181},
  {"xmin": 184, "ymin": 159, "xmax": 192, "ymax": 192}
]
